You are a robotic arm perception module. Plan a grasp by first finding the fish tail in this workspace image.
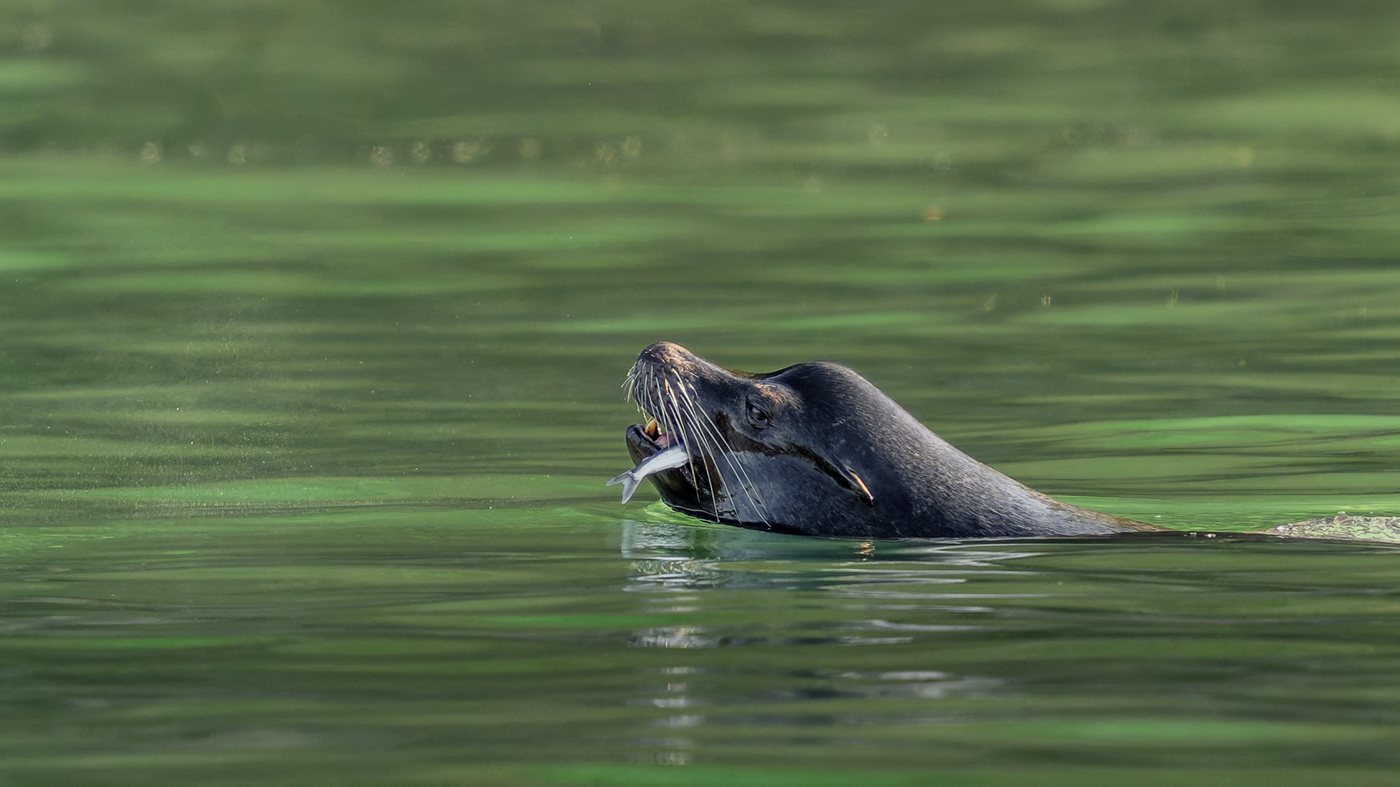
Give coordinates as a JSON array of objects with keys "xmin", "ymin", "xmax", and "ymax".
[{"xmin": 606, "ymin": 469, "xmax": 643, "ymax": 504}]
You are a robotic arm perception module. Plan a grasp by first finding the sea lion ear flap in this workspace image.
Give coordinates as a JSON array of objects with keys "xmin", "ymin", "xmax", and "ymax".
[{"xmin": 839, "ymin": 465, "xmax": 876, "ymax": 507}]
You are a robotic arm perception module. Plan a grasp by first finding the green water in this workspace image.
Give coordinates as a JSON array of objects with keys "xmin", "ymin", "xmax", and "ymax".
[{"xmin": 3, "ymin": 0, "xmax": 1400, "ymax": 783}]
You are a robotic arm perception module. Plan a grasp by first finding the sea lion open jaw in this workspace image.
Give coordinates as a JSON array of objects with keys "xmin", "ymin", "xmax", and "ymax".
[{"xmin": 613, "ymin": 342, "xmax": 1165, "ymax": 539}]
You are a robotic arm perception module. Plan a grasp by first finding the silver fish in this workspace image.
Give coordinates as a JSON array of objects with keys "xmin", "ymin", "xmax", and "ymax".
[{"xmin": 607, "ymin": 443, "xmax": 688, "ymax": 504}]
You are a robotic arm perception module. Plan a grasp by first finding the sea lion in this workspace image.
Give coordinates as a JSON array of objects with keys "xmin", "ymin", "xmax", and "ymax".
[{"xmin": 613, "ymin": 342, "xmax": 1167, "ymax": 539}]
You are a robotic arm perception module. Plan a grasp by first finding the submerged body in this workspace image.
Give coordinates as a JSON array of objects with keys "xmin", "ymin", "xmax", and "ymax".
[{"xmin": 613, "ymin": 342, "xmax": 1164, "ymax": 539}]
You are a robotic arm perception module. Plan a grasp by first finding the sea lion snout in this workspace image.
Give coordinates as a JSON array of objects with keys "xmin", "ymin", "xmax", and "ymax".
[{"xmin": 637, "ymin": 341, "xmax": 693, "ymax": 368}]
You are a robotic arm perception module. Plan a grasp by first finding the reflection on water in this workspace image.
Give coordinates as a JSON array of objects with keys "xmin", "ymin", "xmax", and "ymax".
[
  {"xmin": 621, "ymin": 518, "xmax": 1049, "ymax": 594},
  {"xmin": 633, "ymin": 665, "xmax": 708, "ymax": 765},
  {"xmin": 629, "ymin": 626, "xmax": 721, "ymax": 649},
  {"xmin": 620, "ymin": 519, "xmax": 1021, "ymax": 766},
  {"xmin": 826, "ymin": 671, "xmax": 1001, "ymax": 701}
]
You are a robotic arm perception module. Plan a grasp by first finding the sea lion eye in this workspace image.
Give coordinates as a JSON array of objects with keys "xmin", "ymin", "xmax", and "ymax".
[{"xmin": 746, "ymin": 402, "xmax": 771, "ymax": 428}]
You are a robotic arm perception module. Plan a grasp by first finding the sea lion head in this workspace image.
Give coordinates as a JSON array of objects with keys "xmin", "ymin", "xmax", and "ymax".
[{"xmin": 621, "ymin": 341, "xmax": 905, "ymax": 535}]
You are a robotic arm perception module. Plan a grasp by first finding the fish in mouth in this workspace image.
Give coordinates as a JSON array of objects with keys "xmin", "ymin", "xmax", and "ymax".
[
  {"xmin": 610, "ymin": 342, "xmax": 1166, "ymax": 539},
  {"xmin": 605, "ymin": 438, "xmax": 687, "ymax": 504}
]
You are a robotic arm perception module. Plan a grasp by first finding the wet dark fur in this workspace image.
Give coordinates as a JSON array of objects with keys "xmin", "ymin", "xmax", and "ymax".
[{"xmin": 621, "ymin": 342, "xmax": 1165, "ymax": 539}]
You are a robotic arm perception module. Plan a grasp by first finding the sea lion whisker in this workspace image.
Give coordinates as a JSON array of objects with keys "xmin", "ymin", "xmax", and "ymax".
[
  {"xmin": 654, "ymin": 375, "xmax": 720, "ymax": 519},
  {"xmin": 670, "ymin": 383, "xmax": 728, "ymax": 521},
  {"xmin": 637, "ymin": 368, "xmax": 651, "ymax": 412},
  {"xmin": 728, "ymin": 451, "xmax": 772, "ymax": 527},
  {"xmin": 675, "ymin": 382, "xmax": 753, "ymax": 490},
  {"xmin": 666, "ymin": 382, "xmax": 722, "ymax": 517},
  {"xmin": 676, "ymin": 379, "xmax": 770, "ymax": 527},
  {"xmin": 653, "ymin": 375, "xmax": 676, "ymax": 438},
  {"xmin": 663, "ymin": 386, "xmax": 716, "ymax": 518},
  {"xmin": 654, "ymin": 373, "xmax": 692, "ymax": 454}
]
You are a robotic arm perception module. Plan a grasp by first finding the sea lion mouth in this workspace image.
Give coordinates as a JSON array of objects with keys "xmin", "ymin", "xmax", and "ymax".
[
  {"xmin": 624, "ymin": 377, "xmax": 706, "ymax": 486},
  {"xmin": 625, "ymin": 415, "xmax": 679, "ymax": 457},
  {"xmin": 621, "ymin": 393, "xmax": 709, "ymax": 513}
]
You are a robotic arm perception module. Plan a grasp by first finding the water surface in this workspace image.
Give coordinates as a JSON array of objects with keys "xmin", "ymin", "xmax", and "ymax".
[{"xmin": 2, "ymin": 1, "xmax": 1400, "ymax": 784}]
